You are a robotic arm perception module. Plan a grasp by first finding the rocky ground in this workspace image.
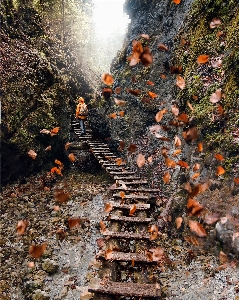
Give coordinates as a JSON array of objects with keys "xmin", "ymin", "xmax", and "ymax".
[{"xmin": 1, "ymin": 165, "xmax": 239, "ymax": 300}]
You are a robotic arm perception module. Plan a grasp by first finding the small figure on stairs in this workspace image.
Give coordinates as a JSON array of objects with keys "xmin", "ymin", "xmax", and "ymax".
[{"xmin": 75, "ymin": 97, "xmax": 88, "ymax": 136}]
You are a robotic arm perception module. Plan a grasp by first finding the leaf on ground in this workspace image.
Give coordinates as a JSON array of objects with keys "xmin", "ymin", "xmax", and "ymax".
[
  {"xmin": 16, "ymin": 220, "xmax": 28, "ymax": 235},
  {"xmin": 148, "ymin": 247, "xmax": 164, "ymax": 261},
  {"xmin": 178, "ymin": 113, "xmax": 188, "ymax": 123},
  {"xmin": 148, "ymin": 91, "xmax": 157, "ymax": 98},
  {"xmin": 173, "ymin": 149, "xmax": 182, "ymax": 156},
  {"xmin": 119, "ymin": 191, "xmax": 125, "ymax": 199},
  {"xmin": 99, "ymin": 220, "xmax": 107, "ymax": 232},
  {"xmin": 163, "ymin": 171, "xmax": 171, "ymax": 183},
  {"xmin": 198, "ymin": 142, "xmax": 203, "ymax": 152},
  {"xmin": 219, "ymin": 251, "xmax": 229, "ymax": 264},
  {"xmin": 216, "ymin": 166, "xmax": 225, "ymax": 176},
  {"xmin": 197, "ymin": 55, "xmax": 209, "ymax": 64},
  {"xmin": 175, "ymin": 217, "xmax": 183, "ymax": 229},
  {"xmin": 158, "ymin": 43, "xmax": 168, "ymax": 51},
  {"xmin": 148, "ymin": 224, "xmax": 159, "ymax": 241},
  {"xmin": 182, "ymin": 126, "xmax": 199, "ymax": 142},
  {"xmin": 45, "ymin": 146, "xmax": 51, "ymax": 151},
  {"xmin": 127, "ymin": 89, "xmax": 141, "ymax": 96},
  {"xmin": 29, "ymin": 243, "xmax": 47, "ymax": 259},
  {"xmin": 119, "ymin": 111, "xmax": 125, "ymax": 117},
  {"xmin": 187, "ymin": 198, "xmax": 204, "ymax": 216},
  {"xmin": 105, "ymin": 203, "xmax": 113, "ymax": 213},
  {"xmin": 165, "ymin": 157, "xmax": 177, "ymax": 168},
  {"xmin": 115, "ymin": 158, "xmax": 123, "ymax": 166},
  {"xmin": 175, "ymin": 136, "xmax": 182, "ymax": 148},
  {"xmin": 171, "ymin": 104, "xmax": 179, "ymax": 116},
  {"xmin": 114, "ymin": 98, "xmax": 127, "ymax": 106},
  {"xmin": 105, "ymin": 249, "xmax": 113, "ymax": 260},
  {"xmin": 173, "ymin": 0, "xmax": 181, "ymax": 4},
  {"xmin": 140, "ymin": 33, "xmax": 150, "ymax": 39},
  {"xmin": 188, "ymin": 220, "xmax": 207, "ymax": 237},
  {"xmin": 109, "ymin": 112, "xmax": 117, "ymax": 119},
  {"xmin": 51, "ymin": 127, "xmax": 60, "ymax": 136},
  {"xmin": 160, "ymin": 73, "xmax": 166, "ymax": 79},
  {"xmin": 209, "ymin": 18, "xmax": 222, "ymax": 29},
  {"xmin": 234, "ymin": 178, "xmax": 239, "ymax": 184},
  {"xmin": 102, "ymin": 73, "xmax": 114, "ymax": 85},
  {"xmin": 184, "ymin": 236, "xmax": 199, "ymax": 246},
  {"xmin": 204, "ymin": 213, "xmax": 220, "ymax": 224},
  {"xmin": 28, "ymin": 149, "xmax": 37, "ymax": 160},
  {"xmin": 146, "ymin": 80, "xmax": 154, "ymax": 85},
  {"xmin": 68, "ymin": 217, "xmax": 81, "ymax": 229},
  {"xmin": 68, "ymin": 153, "xmax": 75, "ymax": 162},
  {"xmin": 215, "ymin": 153, "xmax": 225, "ymax": 161},
  {"xmin": 65, "ymin": 142, "xmax": 71, "ymax": 150},
  {"xmin": 139, "ymin": 46, "xmax": 153, "ymax": 67},
  {"xmin": 155, "ymin": 109, "xmax": 167, "ymax": 122},
  {"xmin": 170, "ymin": 65, "xmax": 182, "ymax": 74},
  {"xmin": 40, "ymin": 129, "xmax": 50, "ymax": 134},
  {"xmin": 193, "ymin": 163, "xmax": 200, "ymax": 171},
  {"xmin": 136, "ymin": 153, "xmax": 145, "ymax": 168},
  {"xmin": 177, "ymin": 160, "xmax": 190, "ymax": 168},
  {"xmin": 191, "ymin": 172, "xmax": 200, "ymax": 180},
  {"xmin": 128, "ymin": 143, "xmax": 138, "ymax": 153},
  {"xmin": 54, "ymin": 189, "xmax": 70, "ymax": 203},
  {"xmin": 118, "ymin": 141, "xmax": 125, "ymax": 151},
  {"xmin": 114, "ymin": 87, "xmax": 122, "ymax": 94},
  {"xmin": 129, "ymin": 204, "xmax": 137, "ymax": 216},
  {"xmin": 176, "ymin": 75, "xmax": 186, "ymax": 89},
  {"xmin": 210, "ymin": 89, "xmax": 221, "ymax": 103}
]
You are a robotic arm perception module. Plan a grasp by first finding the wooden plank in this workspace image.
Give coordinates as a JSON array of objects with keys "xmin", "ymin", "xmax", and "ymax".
[
  {"xmin": 109, "ymin": 215, "xmax": 152, "ymax": 223},
  {"xmin": 112, "ymin": 187, "xmax": 161, "ymax": 192},
  {"xmin": 114, "ymin": 176, "xmax": 141, "ymax": 180},
  {"xmin": 88, "ymin": 279, "xmax": 161, "ymax": 298},
  {"xmin": 109, "ymin": 201, "xmax": 150, "ymax": 210},
  {"xmin": 97, "ymin": 251, "xmax": 154, "ymax": 262},
  {"xmin": 109, "ymin": 171, "xmax": 136, "ymax": 175},
  {"xmin": 117, "ymin": 180, "xmax": 148, "ymax": 185},
  {"xmin": 102, "ymin": 230, "xmax": 150, "ymax": 239},
  {"xmin": 112, "ymin": 193, "xmax": 148, "ymax": 200}
]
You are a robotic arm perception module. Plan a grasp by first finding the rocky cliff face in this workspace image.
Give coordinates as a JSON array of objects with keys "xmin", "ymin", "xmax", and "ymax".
[
  {"xmin": 1, "ymin": 2, "xmax": 92, "ymax": 185},
  {"xmin": 93, "ymin": 0, "xmax": 239, "ymax": 257}
]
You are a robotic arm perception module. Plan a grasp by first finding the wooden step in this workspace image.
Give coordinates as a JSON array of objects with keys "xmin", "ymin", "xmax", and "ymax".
[
  {"xmin": 103, "ymin": 162, "xmax": 126, "ymax": 166},
  {"xmin": 109, "ymin": 215, "xmax": 152, "ymax": 223},
  {"xmin": 102, "ymin": 230, "xmax": 150, "ymax": 239},
  {"xmin": 112, "ymin": 193, "xmax": 148, "ymax": 200},
  {"xmin": 109, "ymin": 171, "xmax": 136, "ymax": 175},
  {"xmin": 108, "ymin": 201, "xmax": 150, "ymax": 210},
  {"xmin": 114, "ymin": 176, "xmax": 141, "ymax": 180},
  {"xmin": 97, "ymin": 251, "xmax": 154, "ymax": 262},
  {"xmin": 88, "ymin": 278, "xmax": 161, "ymax": 298},
  {"xmin": 106, "ymin": 166, "xmax": 130, "ymax": 172},
  {"xmin": 117, "ymin": 180, "xmax": 148, "ymax": 185},
  {"xmin": 111, "ymin": 187, "xmax": 161, "ymax": 193}
]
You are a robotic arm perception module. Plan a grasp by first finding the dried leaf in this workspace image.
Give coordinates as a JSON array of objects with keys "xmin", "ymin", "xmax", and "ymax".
[
  {"xmin": 191, "ymin": 172, "xmax": 200, "ymax": 180},
  {"xmin": 129, "ymin": 204, "xmax": 137, "ymax": 216},
  {"xmin": 148, "ymin": 91, "xmax": 157, "ymax": 98},
  {"xmin": 165, "ymin": 157, "xmax": 177, "ymax": 168},
  {"xmin": 182, "ymin": 126, "xmax": 199, "ymax": 142},
  {"xmin": 105, "ymin": 249, "xmax": 113, "ymax": 260},
  {"xmin": 139, "ymin": 46, "xmax": 153, "ymax": 66},
  {"xmin": 149, "ymin": 247, "xmax": 164, "ymax": 261},
  {"xmin": 128, "ymin": 143, "xmax": 137, "ymax": 153},
  {"xmin": 119, "ymin": 191, "xmax": 125, "ymax": 199},
  {"xmin": 105, "ymin": 203, "xmax": 113, "ymax": 213},
  {"xmin": 146, "ymin": 80, "xmax": 154, "ymax": 85},
  {"xmin": 140, "ymin": 33, "xmax": 150, "ymax": 39},
  {"xmin": 127, "ymin": 89, "xmax": 141, "ymax": 96},
  {"xmin": 68, "ymin": 217, "xmax": 81, "ymax": 229},
  {"xmin": 119, "ymin": 111, "xmax": 125, "ymax": 117},
  {"xmin": 27, "ymin": 262, "xmax": 35, "ymax": 268},
  {"xmin": 148, "ymin": 156, "xmax": 153, "ymax": 163},
  {"xmin": 173, "ymin": 149, "xmax": 182, "ymax": 156},
  {"xmin": 219, "ymin": 251, "xmax": 229, "ymax": 264},
  {"xmin": 176, "ymin": 75, "xmax": 186, "ymax": 89},
  {"xmin": 204, "ymin": 213, "xmax": 220, "ymax": 224},
  {"xmin": 193, "ymin": 163, "xmax": 200, "ymax": 171},
  {"xmin": 29, "ymin": 243, "xmax": 47, "ymax": 258},
  {"xmin": 99, "ymin": 220, "xmax": 107, "ymax": 232},
  {"xmin": 173, "ymin": 0, "xmax": 181, "ymax": 4},
  {"xmin": 102, "ymin": 87, "xmax": 112, "ymax": 100},
  {"xmin": 109, "ymin": 112, "xmax": 117, "ymax": 119},
  {"xmin": 16, "ymin": 220, "xmax": 28, "ymax": 235},
  {"xmin": 40, "ymin": 129, "xmax": 50, "ymax": 134},
  {"xmin": 55, "ymin": 159, "xmax": 62, "ymax": 166},
  {"xmin": 175, "ymin": 217, "xmax": 183, "ymax": 229},
  {"xmin": 114, "ymin": 98, "xmax": 127, "ymax": 106},
  {"xmin": 136, "ymin": 153, "xmax": 146, "ymax": 168},
  {"xmin": 54, "ymin": 189, "xmax": 70, "ymax": 203},
  {"xmin": 188, "ymin": 220, "xmax": 207, "ymax": 237},
  {"xmin": 234, "ymin": 178, "xmax": 239, "ymax": 184},
  {"xmin": 102, "ymin": 73, "xmax": 114, "ymax": 85},
  {"xmin": 45, "ymin": 145, "xmax": 51, "ymax": 151},
  {"xmin": 178, "ymin": 113, "xmax": 189, "ymax": 123},
  {"xmin": 115, "ymin": 158, "xmax": 123, "ymax": 166},
  {"xmin": 155, "ymin": 109, "xmax": 167, "ymax": 122},
  {"xmin": 118, "ymin": 141, "xmax": 125, "ymax": 151},
  {"xmin": 198, "ymin": 142, "xmax": 203, "ymax": 152},
  {"xmin": 171, "ymin": 104, "xmax": 179, "ymax": 116},
  {"xmin": 160, "ymin": 73, "xmax": 166, "ymax": 79},
  {"xmin": 187, "ymin": 198, "xmax": 204, "ymax": 216},
  {"xmin": 197, "ymin": 55, "xmax": 209, "ymax": 64},
  {"xmin": 187, "ymin": 101, "xmax": 194, "ymax": 111},
  {"xmin": 148, "ymin": 224, "xmax": 159, "ymax": 241},
  {"xmin": 50, "ymin": 127, "xmax": 60, "ymax": 136},
  {"xmin": 175, "ymin": 136, "xmax": 182, "ymax": 148},
  {"xmin": 210, "ymin": 89, "xmax": 222, "ymax": 103},
  {"xmin": 68, "ymin": 153, "xmax": 75, "ymax": 162},
  {"xmin": 170, "ymin": 65, "xmax": 182, "ymax": 74},
  {"xmin": 158, "ymin": 43, "xmax": 168, "ymax": 51},
  {"xmin": 177, "ymin": 160, "xmax": 190, "ymax": 168},
  {"xmin": 163, "ymin": 171, "xmax": 171, "ymax": 183},
  {"xmin": 114, "ymin": 87, "xmax": 122, "ymax": 94},
  {"xmin": 65, "ymin": 142, "xmax": 71, "ymax": 150},
  {"xmin": 210, "ymin": 18, "xmax": 222, "ymax": 29},
  {"xmin": 216, "ymin": 166, "xmax": 225, "ymax": 176},
  {"xmin": 28, "ymin": 149, "xmax": 37, "ymax": 160}
]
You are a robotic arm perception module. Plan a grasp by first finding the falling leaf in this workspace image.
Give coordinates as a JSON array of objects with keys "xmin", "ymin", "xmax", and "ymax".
[
  {"xmin": 191, "ymin": 172, "xmax": 200, "ymax": 180},
  {"xmin": 198, "ymin": 142, "xmax": 203, "ymax": 152},
  {"xmin": 148, "ymin": 224, "xmax": 159, "ymax": 241},
  {"xmin": 140, "ymin": 33, "xmax": 150, "ymax": 39},
  {"xmin": 129, "ymin": 204, "xmax": 137, "ymax": 216},
  {"xmin": 171, "ymin": 104, "xmax": 179, "ymax": 116},
  {"xmin": 178, "ymin": 113, "xmax": 188, "ymax": 123},
  {"xmin": 148, "ymin": 91, "xmax": 157, "ymax": 99},
  {"xmin": 193, "ymin": 163, "xmax": 200, "ymax": 171},
  {"xmin": 176, "ymin": 217, "xmax": 183, "ymax": 229},
  {"xmin": 216, "ymin": 166, "xmax": 225, "ymax": 176},
  {"xmin": 209, "ymin": 18, "xmax": 222, "ymax": 29},
  {"xmin": 28, "ymin": 149, "xmax": 37, "ymax": 160},
  {"xmin": 102, "ymin": 73, "xmax": 114, "ymax": 85},
  {"xmin": 68, "ymin": 153, "xmax": 75, "ymax": 162},
  {"xmin": 163, "ymin": 171, "xmax": 171, "ymax": 183},
  {"xmin": 136, "ymin": 153, "xmax": 146, "ymax": 168},
  {"xmin": 114, "ymin": 98, "xmax": 127, "ymax": 106},
  {"xmin": 54, "ymin": 189, "xmax": 70, "ymax": 203},
  {"xmin": 99, "ymin": 220, "xmax": 107, "ymax": 232},
  {"xmin": 139, "ymin": 46, "xmax": 153, "ymax": 66},
  {"xmin": 210, "ymin": 89, "xmax": 222, "ymax": 103},
  {"xmin": 187, "ymin": 198, "xmax": 204, "ymax": 216},
  {"xmin": 114, "ymin": 87, "xmax": 122, "ymax": 94},
  {"xmin": 173, "ymin": 0, "xmax": 181, "ymax": 4},
  {"xmin": 51, "ymin": 127, "xmax": 60, "ymax": 136},
  {"xmin": 165, "ymin": 157, "xmax": 177, "ymax": 168},
  {"xmin": 128, "ymin": 143, "xmax": 137, "ymax": 153},
  {"xmin": 173, "ymin": 149, "xmax": 182, "ymax": 156},
  {"xmin": 158, "ymin": 43, "xmax": 168, "ymax": 51},
  {"xmin": 16, "ymin": 220, "xmax": 28, "ymax": 235},
  {"xmin": 155, "ymin": 109, "xmax": 167, "ymax": 122},
  {"xmin": 176, "ymin": 75, "xmax": 186, "ymax": 89},
  {"xmin": 109, "ymin": 113, "xmax": 117, "ymax": 119},
  {"xmin": 45, "ymin": 146, "xmax": 51, "ymax": 151},
  {"xmin": 105, "ymin": 203, "xmax": 113, "ymax": 213},
  {"xmin": 119, "ymin": 111, "xmax": 125, "ymax": 117},
  {"xmin": 177, "ymin": 160, "xmax": 190, "ymax": 168},
  {"xmin": 197, "ymin": 55, "xmax": 209, "ymax": 64},
  {"xmin": 188, "ymin": 220, "xmax": 207, "ymax": 237},
  {"xmin": 175, "ymin": 136, "xmax": 182, "ymax": 148},
  {"xmin": 146, "ymin": 80, "xmax": 154, "ymax": 85},
  {"xmin": 68, "ymin": 217, "xmax": 81, "ymax": 229},
  {"xmin": 29, "ymin": 243, "xmax": 47, "ymax": 258},
  {"xmin": 128, "ymin": 40, "xmax": 143, "ymax": 66}
]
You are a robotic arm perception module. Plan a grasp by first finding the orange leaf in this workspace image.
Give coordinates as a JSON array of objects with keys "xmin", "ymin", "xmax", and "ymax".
[
  {"xmin": 16, "ymin": 220, "xmax": 28, "ymax": 235},
  {"xmin": 148, "ymin": 91, "xmax": 157, "ymax": 99},
  {"xmin": 175, "ymin": 217, "xmax": 183, "ymax": 229},
  {"xmin": 55, "ymin": 159, "xmax": 63, "ymax": 166},
  {"xmin": 119, "ymin": 191, "xmax": 125, "ymax": 199},
  {"xmin": 155, "ymin": 109, "xmax": 167, "ymax": 122},
  {"xmin": 178, "ymin": 113, "xmax": 189, "ymax": 123},
  {"xmin": 119, "ymin": 141, "xmax": 125, "ymax": 151},
  {"xmin": 148, "ymin": 224, "xmax": 159, "ymax": 241},
  {"xmin": 114, "ymin": 87, "xmax": 122, "ymax": 94},
  {"xmin": 148, "ymin": 247, "xmax": 164, "ymax": 261},
  {"xmin": 136, "ymin": 153, "xmax": 145, "ymax": 168},
  {"xmin": 187, "ymin": 101, "xmax": 194, "ymax": 111},
  {"xmin": 129, "ymin": 204, "xmax": 137, "ymax": 216},
  {"xmin": 215, "ymin": 153, "xmax": 225, "ymax": 161},
  {"xmin": 182, "ymin": 126, "xmax": 199, "ymax": 142},
  {"xmin": 118, "ymin": 111, "xmax": 125, "ymax": 117},
  {"xmin": 105, "ymin": 203, "xmax": 113, "ymax": 213},
  {"xmin": 209, "ymin": 18, "xmax": 222, "ymax": 29},
  {"xmin": 198, "ymin": 142, "xmax": 203, "ymax": 152},
  {"xmin": 109, "ymin": 112, "xmax": 117, "ymax": 119},
  {"xmin": 54, "ymin": 189, "xmax": 70, "ymax": 203},
  {"xmin": 68, "ymin": 217, "xmax": 81, "ymax": 229},
  {"xmin": 173, "ymin": 149, "xmax": 181, "ymax": 156},
  {"xmin": 102, "ymin": 73, "xmax": 114, "ymax": 85},
  {"xmin": 171, "ymin": 104, "xmax": 179, "ymax": 116},
  {"xmin": 127, "ymin": 143, "xmax": 137, "ymax": 153},
  {"xmin": 191, "ymin": 172, "xmax": 200, "ymax": 180},
  {"xmin": 210, "ymin": 89, "xmax": 222, "ymax": 103},
  {"xmin": 28, "ymin": 149, "xmax": 37, "ymax": 160},
  {"xmin": 160, "ymin": 73, "xmax": 166, "ymax": 79},
  {"xmin": 193, "ymin": 163, "xmax": 200, "ymax": 171},
  {"xmin": 173, "ymin": 0, "xmax": 181, "ymax": 4},
  {"xmin": 100, "ymin": 220, "xmax": 107, "ymax": 232},
  {"xmin": 204, "ymin": 213, "xmax": 220, "ymax": 224},
  {"xmin": 175, "ymin": 136, "xmax": 182, "ymax": 148},
  {"xmin": 192, "ymin": 95, "xmax": 198, "ymax": 100},
  {"xmin": 65, "ymin": 142, "xmax": 71, "ymax": 150},
  {"xmin": 176, "ymin": 75, "xmax": 186, "ymax": 89},
  {"xmin": 177, "ymin": 160, "xmax": 189, "ymax": 168},
  {"xmin": 165, "ymin": 157, "xmax": 177, "ymax": 168},
  {"xmin": 114, "ymin": 98, "xmax": 127, "ymax": 106},
  {"xmin": 216, "ymin": 166, "xmax": 225, "ymax": 176},
  {"xmin": 146, "ymin": 80, "xmax": 154, "ymax": 85},
  {"xmin": 163, "ymin": 171, "xmax": 171, "ymax": 183},
  {"xmin": 105, "ymin": 249, "xmax": 113, "ymax": 260},
  {"xmin": 127, "ymin": 89, "xmax": 141, "ymax": 96},
  {"xmin": 148, "ymin": 156, "xmax": 153, "ymax": 163},
  {"xmin": 139, "ymin": 46, "xmax": 153, "ymax": 67},
  {"xmin": 187, "ymin": 198, "xmax": 204, "ymax": 216},
  {"xmin": 68, "ymin": 153, "xmax": 75, "ymax": 162},
  {"xmin": 197, "ymin": 55, "xmax": 209, "ymax": 64},
  {"xmin": 161, "ymin": 147, "xmax": 169, "ymax": 158},
  {"xmin": 188, "ymin": 220, "xmax": 207, "ymax": 237},
  {"xmin": 51, "ymin": 127, "xmax": 60, "ymax": 136},
  {"xmin": 234, "ymin": 178, "xmax": 239, "ymax": 184},
  {"xmin": 27, "ymin": 262, "xmax": 35, "ymax": 268},
  {"xmin": 170, "ymin": 65, "xmax": 182, "ymax": 74},
  {"xmin": 29, "ymin": 243, "xmax": 47, "ymax": 258},
  {"xmin": 115, "ymin": 158, "xmax": 123, "ymax": 166},
  {"xmin": 158, "ymin": 43, "xmax": 168, "ymax": 51},
  {"xmin": 140, "ymin": 33, "xmax": 150, "ymax": 39},
  {"xmin": 45, "ymin": 145, "xmax": 51, "ymax": 151}
]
